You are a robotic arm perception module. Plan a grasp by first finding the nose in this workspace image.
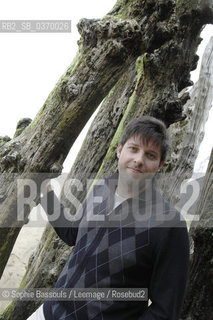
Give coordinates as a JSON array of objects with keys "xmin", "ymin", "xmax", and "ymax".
[{"xmin": 134, "ymin": 151, "xmax": 144, "ymax": 166}]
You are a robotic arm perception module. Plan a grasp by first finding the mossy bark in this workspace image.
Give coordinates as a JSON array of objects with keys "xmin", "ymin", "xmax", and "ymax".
[
  {"xmin": 158, "ymin": 36, "xmax": 213, "ymax": 204},
  {"xmin": 0, "ymin": 0, "xmax": 213, "ymax": 319},
  {"xmin": 181, "ymin": 148, "xmax": 213, "ymax": 320}
]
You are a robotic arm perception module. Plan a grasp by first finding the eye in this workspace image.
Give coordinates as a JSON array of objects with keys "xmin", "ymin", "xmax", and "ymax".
[
  {"xmin": 147, "ymin": 153, "xmax": 156, "ymax": 159},
  {"xmin": 130, "ymin": 146, "xmax": 137, "ymax": 152}
]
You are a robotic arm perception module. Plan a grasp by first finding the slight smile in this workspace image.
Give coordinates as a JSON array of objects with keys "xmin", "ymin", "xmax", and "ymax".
[{"xmin": 127, "ymin": 167, "xmax": 143, "ymax": 174}]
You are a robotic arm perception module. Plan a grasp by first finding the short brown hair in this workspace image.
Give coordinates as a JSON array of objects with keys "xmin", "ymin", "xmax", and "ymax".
[{"xmin": 120, "ymin": 116, "xmax": 171, "ymax": 162}]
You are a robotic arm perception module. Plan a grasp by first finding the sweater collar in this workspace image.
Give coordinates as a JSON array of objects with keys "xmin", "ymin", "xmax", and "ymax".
[{"xmin": 105, "ymin": 171, "xmax": 158, "ymax": 204}]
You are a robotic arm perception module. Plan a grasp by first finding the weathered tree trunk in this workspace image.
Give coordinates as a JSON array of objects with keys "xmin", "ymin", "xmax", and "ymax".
[
  {"xmin": 0, "ymin": 63, "xmax": 137, "ymax": 319},
  {"xmin": 0, "ymin": 0, "xmax": 152, "ymax": 277},
  {"xmin": 158, "ymin": 36, "xmax": 213, "ymax": 203},
  {"xmin": 0, "ymin": 0, "xmax": 213, "ymax": 319},
  {"xmin": 181, "ymin": 148, "xmax": 213, "ymax": 320}
]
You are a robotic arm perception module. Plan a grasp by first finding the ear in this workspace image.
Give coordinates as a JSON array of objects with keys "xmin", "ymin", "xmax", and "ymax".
[
  {"xmin": 117, "ymin": 144, "xmax": 122, "ymax": 159},
  {"xmin": 159, "ymin": 161, "xmax": 165, "ymax": 170}
]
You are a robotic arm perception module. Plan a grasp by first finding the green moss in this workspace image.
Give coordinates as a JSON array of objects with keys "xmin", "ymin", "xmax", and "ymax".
[
  {"xmin": 0, "ymin": 278, "xmax": 27, "ymax": 318},
  {"xmin": 0, "ymin": 136, "xmax": 11, "ymax": 148},
  {"xmin": 179, "ymin": 119, "xmax": 188, "ymax": 128},
  {"xmin": 18, "ymin": 276, "xmax": 27, "ymax": 289},
  {"xmin": 97, "ymin": 54, "xmax": 149, "ymax": 176},
  {"xmin": 136, "ymin": 53, "xmax": 150, "ymax": 82},
  {"xmin": 135, "ymin": 56, "xmax": 144, "ymax": 82},
  {"xmin": 0, "ymin": 301, "xmax": 15, "ymax": 320},
  {"xmin": 13, "ymin": 128, "xmax": 23, "ymax": 138},
  {"xmin": 143, "ymin": 53, "xmax": 151, "ymax": 65},
  {"xmin": 44, "ymin": 228, "xmax": 55, "ymax": 251},
  {"xmin": 13, "ymin": 119, "xmax": 32, "ymax": 138},
  {"xmin": 56, "ymin": 106, "xmax": 79, "ymax": 135},
  {"xmin": 3, "ymin": 136, "xmax": 11, "ymax": 142},
  {"xmin": 108, "ymin": 0, "xmax": 138, "ymax": 19}
]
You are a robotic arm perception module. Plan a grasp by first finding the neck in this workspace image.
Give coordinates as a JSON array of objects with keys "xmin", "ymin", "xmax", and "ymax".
[{"xmin": 117, "ymin": 177, "xmax": 152, "ymax": 198}]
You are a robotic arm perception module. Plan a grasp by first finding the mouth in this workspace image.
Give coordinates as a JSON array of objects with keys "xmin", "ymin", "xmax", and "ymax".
[{"xmin": 127, "ymin": 167, "xmax": 143, "ymax": 174}]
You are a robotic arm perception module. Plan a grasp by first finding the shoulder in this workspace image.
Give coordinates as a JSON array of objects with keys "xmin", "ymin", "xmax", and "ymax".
[
  {"xmin": 149, "ymin": 189, "xmax": 189, "ymax": 254},
  {"xmin": 151, "ymin": 187, "xmax": 188, "ymax": 229}
]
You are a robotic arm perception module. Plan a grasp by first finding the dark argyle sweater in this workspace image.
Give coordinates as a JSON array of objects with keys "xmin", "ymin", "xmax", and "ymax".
[{"xmin": 42, "ymin": 173, "xmax": 189, "ymax": 320}]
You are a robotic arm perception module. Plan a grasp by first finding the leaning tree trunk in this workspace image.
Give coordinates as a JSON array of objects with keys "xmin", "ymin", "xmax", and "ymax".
[
  {"xmin": 1, "ymin": 0, "xmax": 213, "ymax": 319},
  {"xmin": 181, "ymin": 148, "xmax": 213, "ymax": 320},
  {"xmin": 0, "ymin": 0, "xmax": 156, "ymax": 277},
  {"xmin": 158, "ymin": 36, "xmax": 213, "ymax": 203},
  {"xmin": 0, "ymin": 62, "xmax": 138, "ymax": 319}
]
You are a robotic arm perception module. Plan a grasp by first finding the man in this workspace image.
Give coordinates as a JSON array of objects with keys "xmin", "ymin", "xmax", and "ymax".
[{"xmin": 28, "ymin": 116, "xmax": 189, "ymax": 319}]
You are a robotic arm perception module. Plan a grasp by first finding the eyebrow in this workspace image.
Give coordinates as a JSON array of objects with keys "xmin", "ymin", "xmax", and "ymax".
[{"xmin": 127, "ymin": 142, "xmax": 159, "ymax": 155}]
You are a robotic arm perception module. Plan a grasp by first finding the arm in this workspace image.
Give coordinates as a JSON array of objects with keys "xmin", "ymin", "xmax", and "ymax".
[
  {"xmin": 139, "ymin": 224, "xmax": 189, "ymax": 320},
  {"xmin": 41, "ymin": 178, "xmax": 107, "ymax": 246},
  {"xmin": 41, "ymin": 190, "xmax": 80, "ymax": 246}
]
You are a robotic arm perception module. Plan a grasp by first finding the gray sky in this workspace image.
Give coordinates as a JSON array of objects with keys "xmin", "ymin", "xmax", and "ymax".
[{"xmin": 0, "ymin": 0, "xmax": 116, "ymax": 137}]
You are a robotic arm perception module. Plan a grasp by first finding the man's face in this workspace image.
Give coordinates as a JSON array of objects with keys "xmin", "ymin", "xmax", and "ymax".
[{"xmin": 117, "ymin": 135, "xmax": 164, "ymax": 188}]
